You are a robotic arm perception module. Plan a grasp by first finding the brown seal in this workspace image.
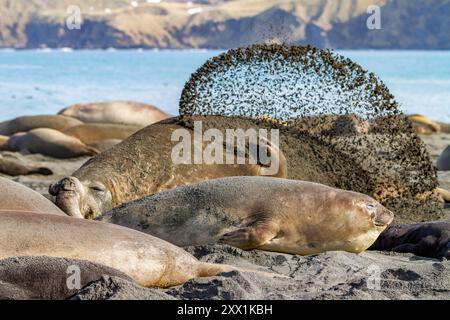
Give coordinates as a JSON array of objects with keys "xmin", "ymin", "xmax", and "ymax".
[
  {"xmin": 58, "ymin": 101, "xmax": 170, "ymax": 127},
  {"xmin": 0, "ymin": 176, "xmax": 65, "ymax": 215},
  {"xmin": 0, "ymin": 211, "xmax": 273, "ymax": 288},
  {"xmin": 49, "ymin": 117, "xmax": 287, "ymax": 219},
  {"xmin": 371, "ymin": 220, "xmax": 450, "ymax": 259},
  {"xmin": 0, "ymin": 256, "xmax": 131, "ymax": 300},
  {"xmin": 5, "ymin": 128, "xmax": 99, "ymax": 159},
  {"xmin": 0, "ymin": 115, "xmax": 83, "ymax": 136},
  {"xmin": 100, "ymin": 177, "xmax": 394, "ymax": 255},
  {"xmin": 437, "ymin": 145, "xmax": 450, "ymax": 171},
  {"xmin": 62, "ymin": 123, "xmax": 140, "ymax": 145},
  {"xmin": 0, "ymin": 154, "xmax": 52, "ymax": 176}
]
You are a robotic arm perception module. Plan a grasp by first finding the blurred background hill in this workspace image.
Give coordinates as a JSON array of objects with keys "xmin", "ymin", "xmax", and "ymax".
[{"xmin": 0, "ymin": 0, "xmax": 449, "ymax": 49}]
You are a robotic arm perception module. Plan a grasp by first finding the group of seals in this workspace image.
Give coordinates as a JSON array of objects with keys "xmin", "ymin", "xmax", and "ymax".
[
  {"xmin": 101, "ymin": 177, "xmax": 394, "ymax": 255},
  {"xmin": 0, "ymin": 102, "xmax": 168, "ymax": 159}
]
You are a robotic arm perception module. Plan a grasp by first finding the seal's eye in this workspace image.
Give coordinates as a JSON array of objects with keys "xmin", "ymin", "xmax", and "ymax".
[{"xmin": 366, "ymin": 203, "xmax": 376, "ymax": 210}]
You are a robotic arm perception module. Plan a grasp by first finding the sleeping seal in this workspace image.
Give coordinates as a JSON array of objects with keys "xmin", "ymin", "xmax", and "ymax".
[
  {"xmin": 0, "ymin": 154, "xmax": 52, "ymax": 176},
  {"xmin": 100, "ymin": 177, "xmax": 394, "ymax": 255},
  {"xmin": 0, "ymin": 115, "xmax": 83, "ymax": 136},
  {"xmin": 49, "ymin": 118, "xmax": 287, "ymax": 219},
  {"xmin": 0, "ymin": 176, "xmax": 65, "ymax": 215},
  {"xmin": 0, "ymin": 210, "xmax": 272, "ymax": 288},
  {"xmin": 371, "ymin": 221, "xmax": 449, "ymax": 259},
  {"xmin": 58, "ymin": 101, "xmax": 169, "ymax": 127},
  {"xmin": 5, "ymin": 128, "xmax": 99, "ymax": 159}
]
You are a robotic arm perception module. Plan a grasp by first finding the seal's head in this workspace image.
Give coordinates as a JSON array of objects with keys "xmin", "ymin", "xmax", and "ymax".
[
  {"xmin": 49, "ymin": 176, "xmax": 112, "ymax": 219},
  {"xmin": 333, "ymin": 190, "xmax": 394, "ymax": 253}
]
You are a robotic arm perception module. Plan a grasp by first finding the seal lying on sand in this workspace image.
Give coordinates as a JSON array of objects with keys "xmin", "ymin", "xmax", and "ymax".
[
  {"xmin": 0, "ymin": 177, "xmax": 65, "ymax": 215},
  {"xmin": 88, "ymin": 139, "xmax": 122, "ymax": 152},
  {"xmin": 100, "ymin": 177, "xmax": 394, "ymax": 255},
  {"xmin": 0, "ymin": 154, "xmax": 52, "ymax": 176},
  {"xmin": 0, "ymin": 256, "xmax": 131, "ymax": 300},
  {"xmin": 0, "ymin": 115, "xmax": 83, "ymax": 136},
  {"xmin": 58, "ymin": 101, "xmax": 170, "ymax": 127},
  {"xmin": 0, "ymin": 211, "xmax": 268, "ymax": 288},
  {"xmin": 437, "ymin": 146, "xmax": 450, "ymax": 171},
  {"xmin": 5, "ymin": 128, "xmax": 99, "ymax": 159},
  {"xmin": 62, "ymin": 123, "xmax": 140, "ymax": 145},
  {"xmin": 371, "ymin": 221, "xmax": 450, "ymax": 259},
  {"xmin": 49, "ymin": 118, "xmax": 287, "ymax": 219}
]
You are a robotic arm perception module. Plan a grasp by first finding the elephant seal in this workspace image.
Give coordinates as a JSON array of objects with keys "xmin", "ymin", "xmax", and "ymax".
[
  {"xmin": 437, "ymin": 145, "xmax": 450, "ymax": 171},
  {"xmin": 408, "ymin": 114, "xmax": 441, "ymax": 135},
  {"xmin": 0, "ymin": 115, "xmax": 83, "ymax": 136},
  {"xmin": 62, "ymin": 123, "xmax": 140, "ymax": 145},
  {"xmin": 0, "ymin": 176, "xmax": 65, "ymax": 215},
  {"xmin": 0, "ymin": 211, "xmax": 261, "ymax": 288},
  {"xmin": 100, "ymin": 177, "xmax": 394, "ymax": 255},
  {"xmin": 49, "ymin": 118, "xmax": 287, "ymax": 219},
  {"xmin": 0, "ymin": 154, "xmax": 52, "ymax": 176},
  {"xmin": 6, "ymin": 128, "xmax": 99, "ymax": 159},
  {"xmin": 371, "ymin": 221, "xmax": 450, "ymax": 259},
  {"xmin": 0, "ymin": 256, "xmax": 131, "ymax": 300},
  {"xmin": 88, "ymin": 139, "xmax": 122, "ymax": 153},
  {"xmin": 58, "ymin": 101, "xmax": 170, "ymax": 127},
  {"xmin": 0, "ymin": 135, "xmax": 8, "ymax": 150}
]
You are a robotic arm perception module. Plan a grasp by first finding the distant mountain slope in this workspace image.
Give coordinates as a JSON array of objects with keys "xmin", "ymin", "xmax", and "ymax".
[{"xmin": 0, "ymin": 0, "xmax": 448, "ymax": 49}]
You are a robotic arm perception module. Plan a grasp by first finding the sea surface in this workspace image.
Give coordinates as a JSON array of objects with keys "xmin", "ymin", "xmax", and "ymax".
[{"xmin": 0, "ymin": 49, "xmax": 449, "ymax": 122}]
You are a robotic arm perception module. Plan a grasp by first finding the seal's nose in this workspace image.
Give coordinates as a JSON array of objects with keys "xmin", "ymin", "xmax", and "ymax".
[{"xmin": 373, "ymin": 207, "xmax": 394, "ymax": 227}]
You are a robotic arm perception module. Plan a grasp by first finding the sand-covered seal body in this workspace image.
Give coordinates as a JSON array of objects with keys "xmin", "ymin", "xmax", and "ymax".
[
  {"xmin": 62, "ymin": 123, "xmax": 140, "ymax": 145},
  {"xmin": 6, "ymin": 128, "xmax": 99, "ymax": 159},
  {"xmin": 0, "ymin": 115, "xmax": 83, "ymax": 136},
  {"xmin": 50, "ymin": 118, "xmax": 287, "ymax": 219},
  {"xmin": 0, "ymin": 211, "xmax": 242, "ymax": 288},
  {"xmin": 58, "ymin": 101, "xmax": 170, "ymax": 127},
  {"xmin": 101, "ymin": 177, "xmax": 394, "ymax": 255},
  {"xmin": 0, "ymin": 177, "xmax": 65, "ymax": 215},
  {"xmin": 371, "ymin": 221, "xmax": 450, "ymax": 259}
]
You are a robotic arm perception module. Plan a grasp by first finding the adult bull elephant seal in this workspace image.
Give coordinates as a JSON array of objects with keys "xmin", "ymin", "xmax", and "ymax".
[
  {"xmin": 371, "ymin": 221, "xmax": 450, "ymax": 259},
  {"xmin": 437, "ymin": 145, "xmax": 450, "ymax": 171},
  {"xmin": 100, "ymin": 177, "xmax": 394, "ymax": 255},
  {"xmin": 0, "ymin": 176, "xmax": 65, "ymax": 215},
  {"xmin": 5, "ymin": 128, "xmax": 99, "ymax": 159},
  {"xmin": 0, "ymin": 211, "xmax": 265, "ymax": 288},
  {"xmin": 0, "ymin": 115, "xmax": 83, "ymax": 136},
  {"xmin": 49, "ymin": 118, "xmax": 287, "ymax": 219},
  {"xmin": 62, "ymin": 123, "xmax": 141, "ymax": 145},
  {"xmin": 0, "ymin": 256, "xmax": 131, "ymax": 300},
  {"xmin": 0, "ymin": 154, "xmax": 52, "ymax": 176},
  {"xmin": 58, "ymin": 101, "xmax": 170, "ymax": 127}
]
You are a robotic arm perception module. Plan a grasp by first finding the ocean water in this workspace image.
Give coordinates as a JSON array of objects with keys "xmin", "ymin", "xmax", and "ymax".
[{"xmin": 0, "ymin": 49, "xmax": 449, "ymax": 122}]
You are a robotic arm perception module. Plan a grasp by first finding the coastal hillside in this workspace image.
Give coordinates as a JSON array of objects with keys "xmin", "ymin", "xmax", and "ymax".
[{"xmin": 0, "ymin": 0, "xmax": 449, "ymax": 49}]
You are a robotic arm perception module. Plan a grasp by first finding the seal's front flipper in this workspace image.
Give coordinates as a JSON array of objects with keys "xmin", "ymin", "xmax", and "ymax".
[{"xmin": 219, "ymin": 224, "xmax": 278, "ymax": 250}]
